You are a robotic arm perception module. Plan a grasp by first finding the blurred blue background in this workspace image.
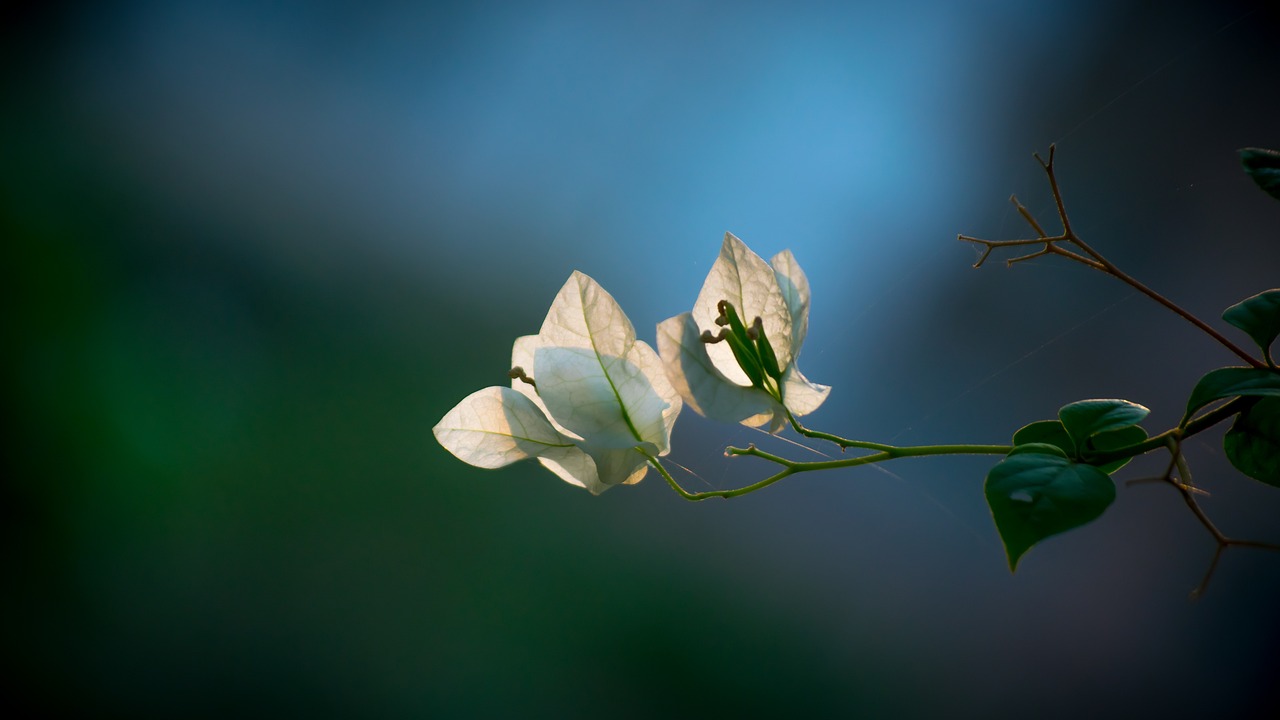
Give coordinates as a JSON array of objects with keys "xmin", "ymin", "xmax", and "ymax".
[{"xmin": 5, "ymin": 0, "xmax": 1279, "ymax": 715}]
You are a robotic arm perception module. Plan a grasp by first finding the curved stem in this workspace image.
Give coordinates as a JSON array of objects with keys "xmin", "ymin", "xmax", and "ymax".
[
  {"xmin": 786, "ymin": 411, "xmax": 896, "ymax": 452},
  {"xmin": 645, "ymin": 441, "xmax": 1010, "ymax": 502}
]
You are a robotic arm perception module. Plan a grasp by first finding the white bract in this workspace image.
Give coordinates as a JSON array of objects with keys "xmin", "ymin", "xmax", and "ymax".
[
  {"xmin": 434, "ymin": 271, "xmax": 682, "ymax": 494},
  {"xmin": 658, "ymin": 233, "xmax": 830, "ymax": 431}
]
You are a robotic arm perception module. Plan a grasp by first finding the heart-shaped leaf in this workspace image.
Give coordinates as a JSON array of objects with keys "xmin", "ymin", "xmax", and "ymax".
[
  {"xmin": 1222, "ymin": 289, "xmax": 1280, "ymax": 365},
  {"xmin": 1012, "ymin": 420, "xmax": 1074, "ymax": 457},
  {"xmin": 1058, "ymin": 399, "xmax": 1149, "ymax": 451},
  {"xmin": 1224, "ymin": 397, "xmax": 1280, "ymax": 487},
  {"xmin": 1182, "ymin": 367, "xmax": 1280, "ymax": 426},
  {"xmin": 985, "ymin": 453, "xmax": 1115, "ymax": 571}
]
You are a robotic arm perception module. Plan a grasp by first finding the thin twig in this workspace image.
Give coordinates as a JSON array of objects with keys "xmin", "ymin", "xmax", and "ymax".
[
  {"xmin": 1130, "ymin": 439, "xmax": 1280, "ymax": 598},
  {"xmin": 959, "ymin": 145, "xmax": 1264, "ymax": 367}
]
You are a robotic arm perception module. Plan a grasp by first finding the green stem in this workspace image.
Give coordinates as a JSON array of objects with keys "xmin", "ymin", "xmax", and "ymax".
[
  {"xmin": 644, "ymin": 442, "xmax": 1010, "ymax": 502},
  {"xmin": 786, "ymin": 412, "xmax": 896, "ymax": 452},
  {"xmin": 652, "ymin": 396, "xmax": 1248, "ymax": 502}
]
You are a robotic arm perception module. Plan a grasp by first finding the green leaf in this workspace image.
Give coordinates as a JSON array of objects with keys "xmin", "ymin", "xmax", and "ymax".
[
  {"xmin": 1012, "ymin": 420, "xmax": 1074, "ymax": 457},
  {"xmin": 1058, "ymin": 399, "xmax": 1149, "ymax": 451},
  {"xmin": 1222, "ymin": 289, "xmax": 1280, "ymax": 364},
  {"xmin": 1008, "ymin": 442, "xmax": 1069, "ymax": 459},
  {"xmin": 1224, "ymin": 397, "xmax": 1280, "ymax": 487},
  {"xmin": 1240, "ymin": 147, "xmax": 1280, "ymax": 201},
  {"xmin": 1085, "ymin": 425, "xmax": 1148, "ymax": 475},
  {"xmin": 985, "ymin": 453, "xmax": 1116, "ymax": 571},
  {"xmin": 1182, "ymin": 367, "xmax": 1280, "ymax": 426}
]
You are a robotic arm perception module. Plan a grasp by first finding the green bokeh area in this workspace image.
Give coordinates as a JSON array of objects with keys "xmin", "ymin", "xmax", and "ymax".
[{"xmin": 8, "ymin": 185, "xmax": 872, "ymax": 715}]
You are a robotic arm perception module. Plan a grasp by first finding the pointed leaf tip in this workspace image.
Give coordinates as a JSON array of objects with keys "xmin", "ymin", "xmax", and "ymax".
[
  {"xmin": 1222, "ymin": 289, "xmax": 1280, "ymax": 363},
  {"xmin": 1057, "ymin": 399, "xmax": 1148, "ymax": 451},
  {"xmin": 1183, "ymin": 367, "xmax": 1280, "ymax": 426},
  {"xmin": 984, "ymin": 453, "xmax": 1115, "ymax": 571}
]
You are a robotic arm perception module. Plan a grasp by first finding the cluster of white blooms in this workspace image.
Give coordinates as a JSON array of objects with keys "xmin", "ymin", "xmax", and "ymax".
[{"xmin": 434, "ymin": 234, "xmax": 828, "ymax": 493}]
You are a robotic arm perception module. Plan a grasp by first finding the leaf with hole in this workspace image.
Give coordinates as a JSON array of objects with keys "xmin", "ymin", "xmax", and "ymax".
[
  {"xmin": 1058, "ymin": 399, "xmax": 1149, "ymax": 451},
  {"xmin": 985, "ymin": 453, "xmax": 1116, "ymax": 571},
  {"xmin": 1222, "ymin": 289, "xmax": 1280, "ymax": 365},
  {"xmin": 1224, "ymin": 397, "xmax": 1280, "ymax": 487},
  {"xmin": 1240, "ymin": 147, "xmax": 1280, "ymax": 201},
  {"xmin": 1182, "ymin": 367, "xmax": 1280, "ymax": 426}
]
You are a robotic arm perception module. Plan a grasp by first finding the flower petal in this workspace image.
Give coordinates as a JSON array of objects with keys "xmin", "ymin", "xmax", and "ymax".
[
  {"xmin": 770, "ymin": 249, "xmax": 810, "ymax": 352},
  {"xmin": 537, "ymin": 444, "xmax": 649, "ymax": 495},
  {"xmin": 691, "ymin": 233, "xmax": 793, "ymax": 385},
  {"xmin": 781, "ymin": 362, "xmax": 831, "ymax": 417},
  {"xmin": 534, "ymin": 271, "xmax": 675, "ymax": 452},
  {"xmin": 629, "ymin": 338, "xmax": 682, "ymax": 456},
  {"xmin": 657, "ymin": 312, "xmax": 781, "ymax": 425},
  {"xmin": 511, "ymin": 334, "xmax": 581, "ymax": 440},
  {"xmin": 433, "ymin": 386, "xmax": 572, "ymax": 469}
]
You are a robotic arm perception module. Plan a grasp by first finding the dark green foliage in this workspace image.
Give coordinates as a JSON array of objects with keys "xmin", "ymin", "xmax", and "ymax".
[
  {"xmin": 1011, "ymin": 411, "xmax": 1145, "ymax": 475},
  {"xmin": 1086, "ymin": 425, "xmax": 1147, "ymax": 475},
  {"xmin": 1008, "ymin": 441, "xmax": 1069, "ymax": 459},
  {"xmin": 1240, "ymin": 147, "xmax": 1280, "ymax": 201},
  {"xmin": 1182, "ymin": 367, "xmax": 1280, "ymax": 426},
  {"xmin": 984, "ymin": 451, "xmax": 1116, "ymax": 571},
  {"xmin": 1013, "ymin": 420, "xmax": 1074, "ymax": 456},
  {"xmin": 1057, "ymin": 399, "xmax": 1149, "ymax": 451},
  {"xmin": 1222, "ymin": 289, "xmax": 1280, "ymax": 365},
  {"xmin": 1224, "ymin": 397, "xmax": 1280, "ymax": 487}
]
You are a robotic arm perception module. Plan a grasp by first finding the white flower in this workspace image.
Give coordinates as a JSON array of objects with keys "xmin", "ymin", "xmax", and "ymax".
[
  {"xmin": 434, "ymin": 271, "xmax": 682, "ymax": 494},
  {"xmin": 658, "ymin": 233, "xmax": 830, "ymax": 432}
]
